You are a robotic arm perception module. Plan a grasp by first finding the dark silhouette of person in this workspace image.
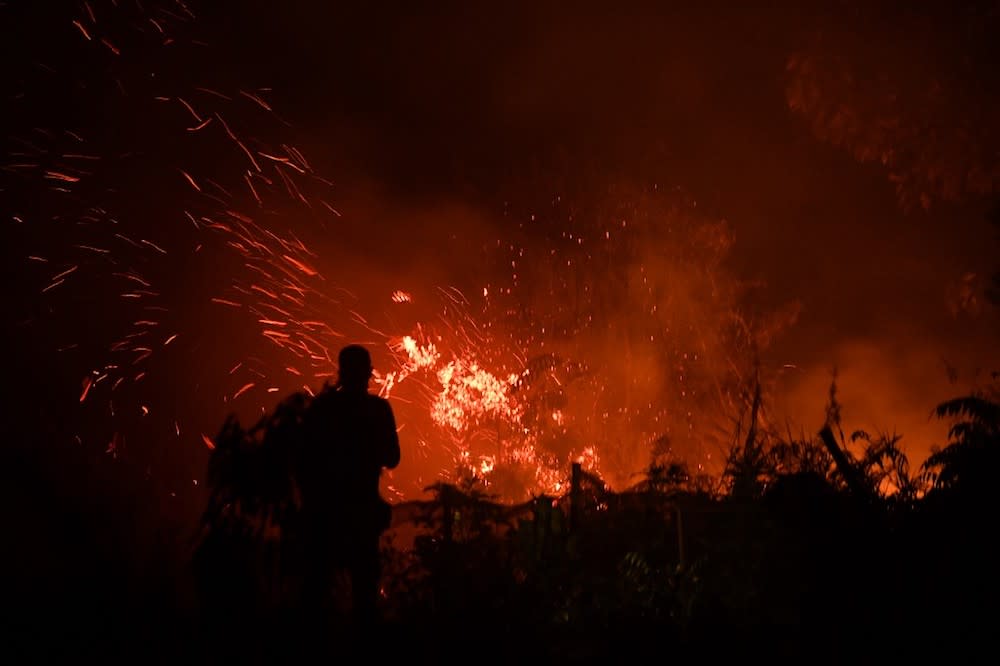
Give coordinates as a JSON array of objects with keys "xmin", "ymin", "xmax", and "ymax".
[{"xmin": 295, "ymin": 344, "xmax": 400, "ymax": 627}]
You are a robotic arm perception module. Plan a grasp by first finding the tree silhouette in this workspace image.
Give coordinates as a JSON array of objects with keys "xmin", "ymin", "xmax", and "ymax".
[
  {"xmin": 192, "ymin": 390, "xmax": 310, "ymax": 625},
  {"xmin": 922, "ymin": 394, "xmax": 1000, "ymax": 497}
]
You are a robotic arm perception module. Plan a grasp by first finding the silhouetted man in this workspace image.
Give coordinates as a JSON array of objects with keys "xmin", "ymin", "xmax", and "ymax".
[{"xmin": 296, "ymin": 344, "xmax": 400, "ymax": 626}]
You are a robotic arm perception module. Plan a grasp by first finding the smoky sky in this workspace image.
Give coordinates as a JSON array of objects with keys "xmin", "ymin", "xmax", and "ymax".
[
  {"xmin": 4, "ymin": 0, "xmax": 999, "ymax": 472},
  {"xmin": 191, "ymin": 1, "xmax": 998, "ymax": 293},
  {"xmin": 197, "ymin": 1, "xmax": 998, "ymax": 441}
]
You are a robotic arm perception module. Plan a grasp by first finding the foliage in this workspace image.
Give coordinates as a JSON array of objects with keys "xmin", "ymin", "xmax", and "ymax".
[
  {"xmin": 191, "ymin": 391, "xmax": 311, "ymax": 615},
  {"xmin": 850, "ymin": 429, "xmax": 927, "ymax": 506},
  {"xmin": 199, "ymin": 392, "xmax": 309, "ymax": 537},
  {"xmin": 921, "ymin": 394, "xmax": 1000, "ymax": 495},
  {"xmin": 176, "ymin": 380, "xmax": 1000, "ymax": 660}
]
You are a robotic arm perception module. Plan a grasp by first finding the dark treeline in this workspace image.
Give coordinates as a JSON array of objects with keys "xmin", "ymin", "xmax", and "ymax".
[{"xmin": 7, "ymin": 377, "xmax": 998, "ymax": 664}]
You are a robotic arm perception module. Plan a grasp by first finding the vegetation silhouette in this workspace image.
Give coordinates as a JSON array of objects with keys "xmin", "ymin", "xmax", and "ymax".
[{"xmin": 19, "ymin": 365, "xmax": 993, "ymax": 663}]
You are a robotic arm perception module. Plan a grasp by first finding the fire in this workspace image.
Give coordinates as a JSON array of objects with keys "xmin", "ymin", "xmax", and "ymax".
[
  {"xmin": 401, "ymin": 335, "xmax": 439, "ymax": 372},
  {"xmin": 576, "ymin": 445, "xmax": 599, "ymax": 468},
  {"xmin": 432, "ymin": 359, "xmax": 520, "ymax": 432},
  {"xmin": 386, "ymin": 326, "xmax": 602, "ymax": 496}
]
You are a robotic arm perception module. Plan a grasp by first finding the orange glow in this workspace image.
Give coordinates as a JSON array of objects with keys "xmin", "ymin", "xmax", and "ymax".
[{"xmin": 32, "ymin": 0, "xmax": 991, "ymax": 512}]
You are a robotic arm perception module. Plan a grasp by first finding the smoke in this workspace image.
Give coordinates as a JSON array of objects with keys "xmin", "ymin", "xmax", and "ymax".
[
  {"xmin": 6, "ymin": 0, "xmax": 999, "ymax": 503},
  {"xmin": 772, "ymin": 315, "xmax": 1000, "ymax": 465},
  {"xmin": 236, "ymin": 2, "xmax": 982, "ymax": 497},
  {"xmin": 415, "ymin": 185, "xmax": 799, "ymax": 493}
]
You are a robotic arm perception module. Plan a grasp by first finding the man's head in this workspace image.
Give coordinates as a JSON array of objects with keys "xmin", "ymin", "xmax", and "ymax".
[{"xmin": 337, "ymin": 344, "xmax": 373, "ymax": 391}]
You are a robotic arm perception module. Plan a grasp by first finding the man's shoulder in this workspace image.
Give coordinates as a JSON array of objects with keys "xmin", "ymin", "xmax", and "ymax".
[
  {"xmin": 364, "ymin": 394, "xmax": 394, "ymax": 410},
  {"xmin": 310, "ymin": 388, "xmax": 392, "ymax": 412}
]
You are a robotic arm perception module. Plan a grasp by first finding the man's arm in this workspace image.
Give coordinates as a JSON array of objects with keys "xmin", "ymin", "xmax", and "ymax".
[{"xmin": 378, "ymin": 398, "xmax": 401, "ymax": 470}]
